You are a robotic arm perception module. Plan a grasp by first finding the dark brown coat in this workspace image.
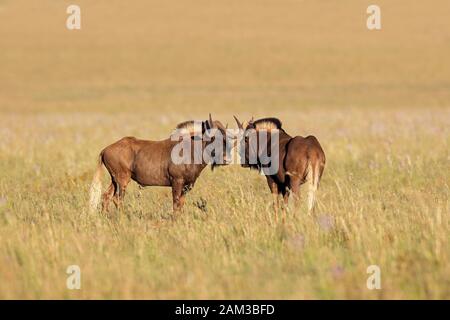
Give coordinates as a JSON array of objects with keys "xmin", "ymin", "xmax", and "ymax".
[
  {"xmin": 89, "ymin": 116, "xmax": 229, "ymax": 213},
  {"xmin": 234, "ymin": 116, "xmax": 326, "ymax": 213}
]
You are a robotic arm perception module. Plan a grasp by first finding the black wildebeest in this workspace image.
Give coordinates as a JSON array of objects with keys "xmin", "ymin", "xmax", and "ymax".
[
  {"xmin": 89, "ymin": 115, "xmax": 231, "ymax": 213},
  {"xmin": 234, "ymin": 116, "xmax": 326, "ymax": 214}
]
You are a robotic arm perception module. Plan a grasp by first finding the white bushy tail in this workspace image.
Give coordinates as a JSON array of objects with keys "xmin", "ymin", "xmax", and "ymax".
[
  {"xmin": 89, "ymin": 154, "xmax": 103, "ymax": 213},
  {"xmin": 307, "ymin": 162, "xmax": 320, "ymax": 213}
]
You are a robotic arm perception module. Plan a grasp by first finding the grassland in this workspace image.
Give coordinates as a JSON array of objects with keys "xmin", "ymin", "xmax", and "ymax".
[{"xmin": 0, "ymin": 0, "xmax": 449, "ymax": 299}]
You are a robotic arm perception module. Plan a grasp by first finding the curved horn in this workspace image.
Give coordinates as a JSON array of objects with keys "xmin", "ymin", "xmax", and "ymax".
[
  {"xmin": 233, "ymin": 115, "xmax": 243, "ymax": 129},
  {"xmin": 209, "ymin": 113, "xmax": 214, "ymax": 127}
]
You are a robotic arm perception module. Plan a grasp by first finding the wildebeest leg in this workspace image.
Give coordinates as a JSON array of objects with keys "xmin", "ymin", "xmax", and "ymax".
[
  {"xmin": 171, "ymin": 180, "xmax": 185, "ymax": 212},
  {"xmin": 178, "ymin": 184, "xmax": 193, "ymax": 209},
  {"xmin": 282, "ymin": 187, "xmax": 290, "ymax": 209},
  {"xmin": 284, "ymin": 186, "xmax": 291, "ymax": 222},
  {"xmin": 277, "ymin": 186, "xmax": 289, "ymax": 223},
  {"xmin": 101, "ymin": 182, "xmax": 115, "ymax": 213},
  {"xmin": 289, "ymin": 176, "xmax": 302, "ymax": 212},
  {"xmin": 266, "ymin": 177, "xmax": 279, "ymax": 220},
  {"xmin": 113, "ymin": 172, "xmax": 131, "ymax": 210}
]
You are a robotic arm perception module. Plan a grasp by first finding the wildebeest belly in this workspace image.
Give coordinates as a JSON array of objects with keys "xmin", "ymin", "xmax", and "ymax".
[{"xmin": 131, "ymin": 147, "xmax": 171, "ymax": 187}]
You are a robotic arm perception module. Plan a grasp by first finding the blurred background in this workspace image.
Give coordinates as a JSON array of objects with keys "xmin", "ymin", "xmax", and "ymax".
[
  {"xmin": 0, "ymin": 1, "xmax": 448, "ymax": 299},
  {"xmin": 1, "ymin": 0, "xmax": 449, "ymax": 114}
]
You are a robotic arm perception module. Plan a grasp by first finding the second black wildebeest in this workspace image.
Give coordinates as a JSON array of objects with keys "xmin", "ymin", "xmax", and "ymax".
[
  {"xmin": 89, "ymin": 115, "xmax": 231, "ymax": 213},
  {"xmin": 234, "ymin": 116, "xmax": 326, "ymax": 214}
]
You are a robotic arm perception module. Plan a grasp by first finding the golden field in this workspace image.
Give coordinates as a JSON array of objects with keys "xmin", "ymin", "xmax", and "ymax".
[{"xmin": 0, "ymin": 0, "xmax": 448, "ymax": 299}]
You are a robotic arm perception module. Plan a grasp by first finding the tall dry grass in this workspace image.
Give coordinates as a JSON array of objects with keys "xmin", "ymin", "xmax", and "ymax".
[{"xmin": 0, "ymin": 0, "xmax": 449, "ymax": 299}]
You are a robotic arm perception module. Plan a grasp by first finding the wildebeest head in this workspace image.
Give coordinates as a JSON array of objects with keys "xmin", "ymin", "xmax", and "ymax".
[
  {"xmin": 173, "ymin": 114, "xmax": 232, "ymax": 168},
  {"xmin": 205, "ymin": 114, "xmax": 233, "ymax": 169},
  {"xmin": 234, "ymin": 116, "xmax": 282, "ymax": 170}
]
